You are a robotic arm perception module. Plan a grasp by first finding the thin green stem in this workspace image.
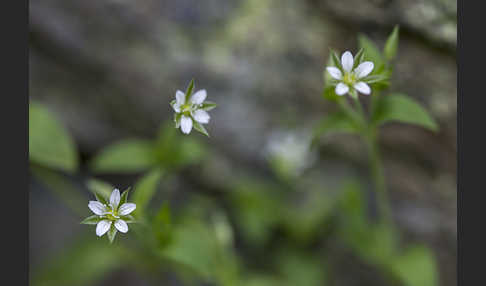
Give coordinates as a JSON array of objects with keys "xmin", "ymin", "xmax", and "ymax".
[{"xmin": 365, "ymin": 131, "xmax": 391, "ymax": 224}]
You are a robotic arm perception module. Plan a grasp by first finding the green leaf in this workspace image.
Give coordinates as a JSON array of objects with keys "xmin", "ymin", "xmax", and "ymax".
[
  {"xmin": 330, "ymin": 49, "xmax": 342, "ymax": 71},
  {"xmin": 384, "ymin": 25, "xmax": 400, "ymax": 61},
  {"xmin": 353, "ymin": 48, "xmax": 365, "ymax": 69},
  {"xmin": 322, "ymin": 85, "xmax": 339, "ymax": 102},
  {"xmin": 372, "ymin": 94, "xmax": 439, "ymax": 132},
  {"xmin": 201, "ymin": 101, "xmax": 217, "ymax": 111},
  {"xmin": 132, "ymin": 168, "xmax": 163, "ymax": 216},
  {"xmin": 390, "ymin": 245, "xmax": 438, "ymax": 286},
  {"xmin": 312, "ymin": 111, "xmax": 358, "ymax": 146},
  {"xmin": 29, "ymin": 102, "xmax": 78, "ymax": 172},
  {"xmin": 86, "ymin": 179, "xmax": 114, "ymax": 202},
  {"xmin": 193, "ymin": 121, "xmax": 209, "ymax": 137},
  {"xmin": 80, "ymin": 215, "xmax": 103, "ymax": 225},
  {"xmin": 30, "ymin": 165, "xmax": 86, "ymax": 216},
  {"xmin": 32, "ymin": 237, "xmax": 126, "ymax": 286},
  {"xmin": 120, "ymin": 187, "xmax": 131, "ymax": 205},
  {"xmin": 107, "ymin": 225, "xmax": 117, "ymax": 243},
  {"xmin": 121, "ymin": 215, "xmax": 136, "ymax": 223},
  {"xmin": 185, "ymin": 78, "xmax": 195, "ymax": 102},
  {"xmin": 358, "ymin": 34, "xmax": 384, "ymax": 68},
  {"xmin": 152, "ymin": 203, "xmax": 172, "ymax": 247},
  {"xmin": 362, "ymin": 74, "xmax": 389, "ymax": 84},
  {"xmin": 90, "ymin": 139, "xmax": 156, "ymax": 173}
]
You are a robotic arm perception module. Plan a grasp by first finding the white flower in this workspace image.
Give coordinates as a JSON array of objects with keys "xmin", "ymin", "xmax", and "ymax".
[
  {"xmin": 82, "ymin": 188, "xmax": 136, "ymax": 242},
  {"xmin": 326, "ymin": 51, "xmax": 374, "ymax": 96},
  {"xmin": 171, "ymin": 80, "xmax": 216, "ymax": 136}
]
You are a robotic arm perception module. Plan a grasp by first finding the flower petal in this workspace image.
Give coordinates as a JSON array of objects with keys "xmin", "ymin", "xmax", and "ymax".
[
  {"xmin": 115, "ymin": 219, "xmax": 129, "ymax": 233},
  {"xmin": 326, "ymin": 67, "xmax": 342, "ymax": 80},
  {"xmin": 176, "ymin": 90, "xmax": 186, "ymax": 105},
  {"xmin": 193, "ymin": 109, "xmax": 210, "ymax": 124},
  {"xmin": 180, "ymin": 115, "xmax": 193, "ymax": 134},
  {"xmin": 341, "ymin": 51, "xmax": 354, "ymax": 72},
  {"xmin": 96, "ymin": 220, "xmax": 112, "ymax": 237},
  {"xmin": 354, "ymin": 82, "xmax": 371, "ymax": 95},
  {"xmin": 118, "ymin": 203, "xmax": 136, "ymax": 215},
  {"xmin": 335, "ymin": 83, "xmax": 349, "ymax": 96},
  {"xmin": 171, "ymin": 101, "xmax": 181, "ymax": 113},
  {"xmin": 88, "ymin": 201, "xmax": 106, "ymax": 215},
  {"xmin": 354, "ymin": 61, "xmax": 374, "ymax": 78},
  {"xmin": 110, "ymin": 188, "xmax": 120, "ymax": 209},
  {"xmin": 191, "ymin": 89, "xmax": 207, "ymax": 105}
]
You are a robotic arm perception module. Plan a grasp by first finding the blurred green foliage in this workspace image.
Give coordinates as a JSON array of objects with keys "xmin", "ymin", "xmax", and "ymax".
[{"xmin": 30, "ymin": 26, "xmax": 440, "ymax": 286}]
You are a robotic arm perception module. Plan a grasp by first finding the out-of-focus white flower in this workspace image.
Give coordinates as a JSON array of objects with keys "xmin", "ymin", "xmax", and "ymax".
[
  {"xmin": 264, "ymin": 130, "xmax": 317, "ymax": 177},
  {"xmin": 326, "ymin": 51, "xmax": 374, "ymax": 96},
  {"xmin": 82, "ymin": 188, "xmax": 136, "ymax": 243},
  {"xmin": 171, "ymin": 80, "xmax": 216, "ymax": 136}
]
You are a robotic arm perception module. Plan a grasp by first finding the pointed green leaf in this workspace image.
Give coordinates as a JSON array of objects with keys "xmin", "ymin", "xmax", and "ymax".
[
  {"xmin": 121, "ymin": 215, "xmax": 136, "ymax": 224},
  {"xmin": 372, "ymin": 94, "xmax": 439, "ymax": 132},
  {"xmin": 330, "ymin": 50, "xmax": 342, "ymax": 71},
  {"xmin": 390, "ymin": 245, "xmax": 438, "ymax": 286},
  {"xmin": 152, "ymin": 203, "xmax": 172, "ymax": 247},
  {"xmin": 193, "ymin": 121, "xmax": 210, "ymax": 137},
  {"xmin": 90, "ymin": 139, "xmax": 156, "ymax": 173},
  {"xmin": 312, "ymin": 111, "xmax": 358, "ymax": 146},
  {"xmin": 80, "ymin": 215, "xmax": 103, "ymax": 225},
  {"xmin": 86, "ymin": 179, "xmax": 114, "ymax": 201},
  {"xmin": 120, "ymin": 187, "xmax": 131, "ymax": 205},
  {"xmin": 29, "ymin": 102, "xmax": 78, "ymax": 172},
  {"xmin": 201, "ymin": 101, "xmax": 217, "ymax": 111},
  {"xmin": 353, "ymin": 48, "xmax": 365, "ymax": 69},
  {"xmin": 107, "ymin": 225, "xmax": 117, "ymax": 243},
  {"xmin": 132, "ymin": 168, "xmax": 163, "ymax": 216},
  {"xmin": 358, "ymin": 34, "xmax": 384, "ymax": 68},
  {"xmin": 362, "ymin": 74, "xmax": 389, "ymax": 84},
  {"xmin": 185, "ymin": 78, "xmax": 195, "ymax": 102},
  {"xmin": 384, "ymin": 25, "xmax": 400, "ymax": 61}
]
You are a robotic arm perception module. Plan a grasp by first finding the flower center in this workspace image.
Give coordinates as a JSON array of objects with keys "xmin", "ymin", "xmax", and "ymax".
[
  {"xmin": 342, "ymin": 72, "xmax": 357, "ymax": 86},
  {"xmin": 104, "ymin": 206, "xmax": 120, "ymax": 220}
]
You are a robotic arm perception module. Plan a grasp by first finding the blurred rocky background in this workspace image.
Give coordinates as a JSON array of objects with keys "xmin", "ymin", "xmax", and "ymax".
[{"xmin": 29, "ymin": 0, "xmax": 456, "ymax": 285}]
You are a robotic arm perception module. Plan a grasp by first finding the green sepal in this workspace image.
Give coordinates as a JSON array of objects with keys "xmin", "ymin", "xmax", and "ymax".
[
  {"xmin": 329, "ymin": 49, "xmax": 342, "ymax": 71},
  {"xmin": 94, "ymin": 193, "xmax": 108, "ymax": 206},
  {"xmin": 193, "ymin": 120, "xmax": 209, "ymax": 137},
  {"xmin": 121, "ymin": 215, "xmax": 137, "ymax": 224},
  {"xmin": 174, "ymin": 113, "xmax": 182, "ymax": 128},
  {"xmin": 322, "ymin": 85, "xmax": 339, "ymax": 102},
  {"xmin": 80, "ymin": 215, "xmax": 103, "ymax": 225},
  {"xmin": 184, "ymin": 79, "xmax": 195, "ymax": 102},
  {"xmin": 362, "ymin": 74, "xmax": 389, "ymax": 84},
  {"xmin": 107, "ymin": 225, "xmax": 117, "ymax": 243},
  {"xmin": 120, "ymin": 187, "xmax": 131, "ymax": 205},
  {"xmin": 201, "ymin": 101, "xmax": 217, "ymax": 111},
  {"xmin": 352, "ymin": 48, "xmax": 365, "ymax": 69}
]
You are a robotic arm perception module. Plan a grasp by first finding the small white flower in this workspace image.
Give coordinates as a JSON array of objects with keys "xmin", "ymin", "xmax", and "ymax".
[
  {"xmin": 171, "ymin": 80, "xmax": 216, "ymax": 136},
  {"xmin": 82, "ymin": 188, "xmax": 137, "ymax": 242},
  {"xmin": 326, "ymin": 50, "xmax": 374, "ymax": 96}
]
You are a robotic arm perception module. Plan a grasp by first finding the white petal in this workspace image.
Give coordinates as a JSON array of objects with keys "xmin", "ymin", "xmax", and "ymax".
[
  {"xmin": 193, "ymin": 109, "xmax": 210, "ymax": 124},
  {"xmin": 96, "ymin": 220, "xmax": 112, "ymax": 237},
  {"xmin": 354, "ymin": 82, "xmax": 371, "ymax": 95},
  {"xmin": 118, "ymin": 203, "xmax": 136, "ymax": 215},
  {"xmin": 180, "ymin": 115, "xmax": 193, "ymax": 134},
  {"xmin": 110, "ymin": 189, "xmax": 120, "ymax": 209},
  {"xmin": 326, "ymin": 67, "xmax": 342, "ymax": 80},
  {"xmin": 354, "ymin": 61, "xmax": 374, "ymax": 78},
  {"xmin": 171, "ymin": 102, "xmax": 181, "ymax": 113},
  {"xmin": 190, "ymin": 89, "xmax": 207, "ymax": 105},
  {"xmin": 335, "ymin": 83, "xmax": 349, "ymax": 96},
  {"xmin": 115, "ymin": 219, "xmax": 129, "ymax": 233},
  {"xmin": 88, "ymin": 201, "xmax": 106, "ymax": 215},
  {"xmin": 341, "ymin": 51, "xmax": 354, "ymax": 72},
  {"xmin": 176, "ymin": 90, "xmax": 186, "ymax": 106}
]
